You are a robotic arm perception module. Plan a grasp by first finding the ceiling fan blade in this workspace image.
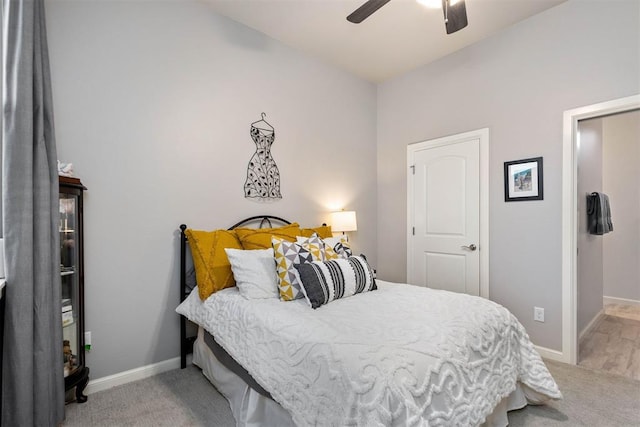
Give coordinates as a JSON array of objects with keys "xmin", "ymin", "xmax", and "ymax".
[
  {"xmin": 347, "ymin": 0, "xmax": 392, "ymax": 24},
  {"xmin": 442, "ymin": 0, "xmax": 468, "ymax": 34}
]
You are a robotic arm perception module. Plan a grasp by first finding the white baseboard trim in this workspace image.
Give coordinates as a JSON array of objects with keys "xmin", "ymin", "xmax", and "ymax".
[
  {"xmin": 535, "ymin": 345, "xmax": 565, "ymax": 362},
  {"xmin": 84, "ymin": 344, "xmax": 568, "ymax": 395},
  {"xmin": 578, "ymin": 309, "xmax": 604, "ymax": 343},
  {"xmin": 603, "ymin": 295, "xmax": 640, "ymax": 307},
  {"xmin": 85, "ymin": 356, "xmax": 181, "ymax": 395}
]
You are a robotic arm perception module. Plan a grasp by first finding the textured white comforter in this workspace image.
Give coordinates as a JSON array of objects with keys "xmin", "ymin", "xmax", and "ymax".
[{"xmin": 178, "ymin": 281, "xmax": 561, "ymax": 426}]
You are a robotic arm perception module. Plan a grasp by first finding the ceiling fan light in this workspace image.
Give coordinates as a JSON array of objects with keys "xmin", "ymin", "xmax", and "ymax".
[{"xmin": 416, "ymin": 0, "xmax": 441, "ymax": 9}]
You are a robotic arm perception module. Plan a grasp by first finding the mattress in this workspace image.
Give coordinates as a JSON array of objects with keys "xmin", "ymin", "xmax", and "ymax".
[{"xmin": 178, "ymin": 281, "xmax": 561, "ymax": 426}]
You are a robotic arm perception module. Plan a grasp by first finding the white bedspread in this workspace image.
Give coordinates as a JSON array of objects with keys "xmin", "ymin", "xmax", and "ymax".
[{"xmin": 178, "ymin": 281, "xmax": 561, "ymax": 427}]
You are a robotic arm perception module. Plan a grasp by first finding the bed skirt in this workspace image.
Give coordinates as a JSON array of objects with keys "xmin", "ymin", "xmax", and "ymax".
[{"xmin": 193, "ymin": 327, "xmax": 547, "ymax": 427}]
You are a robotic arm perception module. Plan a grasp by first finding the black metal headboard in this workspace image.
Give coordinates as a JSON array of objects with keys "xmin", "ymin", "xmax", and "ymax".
[
  {"xmin": 179, "ymin": 215, "xmax": 292, "ymax": 368},
  {"xmin": 227, "ymin": 215, "xmax": 291, "ymax": 230}
]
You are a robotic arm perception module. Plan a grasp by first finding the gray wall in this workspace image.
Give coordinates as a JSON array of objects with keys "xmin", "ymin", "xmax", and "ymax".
[
  {"xmin": 603, "ymin": 110, "xmax": 640, "ymax": 302},
  {"xmin": 46, "ymin": 1, "xmax": 377, "ymax": 379},
  {"xmin": 377, "ymin": 0, "xmax": 640, "ymax": 350},
  {"xmin": 576, "ymin": 118, "xmax": 603, "ymax": 336},
  {"xmin": 43, "ymin": 0, "xmax": 640, "ymax": 378}
]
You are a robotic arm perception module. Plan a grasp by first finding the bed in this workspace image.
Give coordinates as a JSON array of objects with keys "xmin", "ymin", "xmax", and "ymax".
[{"xmin": 176, "ymin": 216, "xmax": 561, "ymax": 427}]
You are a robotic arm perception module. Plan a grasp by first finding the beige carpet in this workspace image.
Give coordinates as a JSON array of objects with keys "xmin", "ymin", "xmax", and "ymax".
[
  {"xmin": 63, "ymin": 360, "xmax": 640, "ymax": 426},
  {"xmin": 63, "ymin": 366, "xmax": 235, "ymax": 427},
  {"xmin": 508, "ymin": 360, "xmax": 640, "ymax": 426},
  {"xmin": 579, "ymin": 313, "xmax": 640, "ymax": 380}
]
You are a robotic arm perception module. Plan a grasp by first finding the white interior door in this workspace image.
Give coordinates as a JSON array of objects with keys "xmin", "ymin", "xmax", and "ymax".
[{"xmin": 408, "ymin": 132, "xmax": 485, "ymax": 296}]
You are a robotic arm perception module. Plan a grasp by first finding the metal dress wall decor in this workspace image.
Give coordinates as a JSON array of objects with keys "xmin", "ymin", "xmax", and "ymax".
[{"xmin": 244, "ymin": 113, "xmax": 282, "ymax": 200}]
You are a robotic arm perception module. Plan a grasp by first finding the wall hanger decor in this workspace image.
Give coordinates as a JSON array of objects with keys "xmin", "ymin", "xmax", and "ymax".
[
  {"xmin": 504, "ymin": 157, "xmax": 543, "ymax": 202},
  {"xmin": 244, "ymin": 112, "xmax": 282, "ymax": 200}
]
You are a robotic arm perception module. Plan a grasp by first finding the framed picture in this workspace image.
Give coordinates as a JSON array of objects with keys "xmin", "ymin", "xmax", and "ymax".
[{"xmin": 504, "ymin": 157, "xmax": 543, "ymax": 202}]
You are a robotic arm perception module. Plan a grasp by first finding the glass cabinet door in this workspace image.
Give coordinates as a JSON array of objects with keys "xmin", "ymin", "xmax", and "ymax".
[
  {"xmin": 59, "ymin": 176, "xmax": 88, "ymax": 403},
  {"xmin": 60, "ymin": 193, "xmax": 82, "ymax": 377}
]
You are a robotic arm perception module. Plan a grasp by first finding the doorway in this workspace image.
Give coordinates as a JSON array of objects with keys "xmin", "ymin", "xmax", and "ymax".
[
  {"xmin": 562, "ymin": 94, "xmax": 640, "ymax": 365},
  {"xmin": 576, "ymin": 110, "xmax": 640, "ymax": 380},
  {"xmin": 406, "ymin": 128, "xmax": 489, "ymax": 298}
]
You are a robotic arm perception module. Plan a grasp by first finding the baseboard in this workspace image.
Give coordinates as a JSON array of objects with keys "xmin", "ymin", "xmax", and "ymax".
[
  {"xmin": 85, "ymin": 344, "xmax": 565, "ymax": 395},
  {"xmin": 578, "ymin": 309, "xmax": 604, "ymax": 343},
  {"xmin": 603, "ymin": 295, "xmax": 640, "ymax": 307},
  {"xmin": 85, "ymin": 356, "xmax": 182, "ymax": 395},
  {"xmin": 535, "ymin": 345, "xmax": 564, "ymax": 362}
]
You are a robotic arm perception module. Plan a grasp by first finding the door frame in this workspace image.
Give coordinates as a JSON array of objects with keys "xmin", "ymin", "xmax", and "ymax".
[
  {"xmin": 561, "ymin": 94, "xmax": 640, "ymax": 364},
  {"xmin": 407, "ymin": 128, "xmax": 490, "ymax": 298}
]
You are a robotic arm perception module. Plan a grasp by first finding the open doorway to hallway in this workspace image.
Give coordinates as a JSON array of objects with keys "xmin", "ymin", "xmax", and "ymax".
[{"xmin": 576, "ymin": 109, "xmax": 640, "ymax": 380}]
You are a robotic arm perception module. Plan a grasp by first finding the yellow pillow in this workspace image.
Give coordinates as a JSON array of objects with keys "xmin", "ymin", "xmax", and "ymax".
[
  {"xmin": 300, "ymin": 225, "xmax": 333, "ymax": 239},
  {"xmin": 185, "ymin": 229, "xmax": 242, "ymax": 300},
  {"xmin": 236, "ymin": 223, "xmax": 301, "ymax": 250}
]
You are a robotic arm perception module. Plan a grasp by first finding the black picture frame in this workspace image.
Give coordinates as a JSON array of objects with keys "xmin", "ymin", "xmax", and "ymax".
[{"xmin": 504, "ymin": 157, "xmax": 543, "ymax": 202}]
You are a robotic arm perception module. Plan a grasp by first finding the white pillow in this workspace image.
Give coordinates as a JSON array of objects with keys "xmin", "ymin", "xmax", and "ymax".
[
  {"xmin": 225, "ymin": 248, "xmax": 279, "ymax": 299},
  {"xmin": 175, "ymin": 286, "xmax": 205, "ymax": 325}
]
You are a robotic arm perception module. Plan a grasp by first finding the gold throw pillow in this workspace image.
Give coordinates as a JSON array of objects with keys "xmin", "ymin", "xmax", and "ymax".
[
  {"xmin": 236, "ymin": 223, "xmax": 301, "ymax": 250},
  {"xmin": 185, "ymin": 229, "xmax": 242, "ymax": 300}
]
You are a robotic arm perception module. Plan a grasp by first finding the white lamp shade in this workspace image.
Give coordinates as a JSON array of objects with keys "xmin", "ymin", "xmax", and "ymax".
[{"xmin": 330, "ymin": 211, "xmax": 357, "ymax": 232}]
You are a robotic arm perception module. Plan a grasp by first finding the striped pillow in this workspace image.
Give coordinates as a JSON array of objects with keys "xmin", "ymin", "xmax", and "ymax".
[{"xmin": 294, "ymin": 256, "xmax": 377, "ymax": 309}]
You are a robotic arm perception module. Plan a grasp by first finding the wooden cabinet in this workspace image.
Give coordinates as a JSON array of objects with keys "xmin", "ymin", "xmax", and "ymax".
[{"xmin": 59, "ymin": 176, "xmax": 89, "ymax": 403}]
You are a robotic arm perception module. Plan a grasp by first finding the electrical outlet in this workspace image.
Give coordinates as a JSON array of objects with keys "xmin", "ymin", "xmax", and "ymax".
[{"xmin": 534, "ymin": 307, "xmax": 545, "ymax": 322}]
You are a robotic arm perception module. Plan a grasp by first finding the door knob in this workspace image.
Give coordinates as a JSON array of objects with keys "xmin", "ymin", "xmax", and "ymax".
[{"xmin": 461, "ymin": 244, "xmax": 477, "ymax": 251}]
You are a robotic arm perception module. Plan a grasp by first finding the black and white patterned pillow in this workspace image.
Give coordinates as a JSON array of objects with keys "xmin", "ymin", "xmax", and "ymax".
[
  {"xmin": 294, "ymin": 255, "xmax": 377, "ymax": 309},
  {"xmin": 322, "ymin": 236, "xmax": 352, "ymax": 259}
]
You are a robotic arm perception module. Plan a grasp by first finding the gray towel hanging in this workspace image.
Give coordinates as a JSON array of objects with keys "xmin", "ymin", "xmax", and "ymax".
[{"xmin": 586, "ymin": 192, "xmax": 613, "ymax": 235}]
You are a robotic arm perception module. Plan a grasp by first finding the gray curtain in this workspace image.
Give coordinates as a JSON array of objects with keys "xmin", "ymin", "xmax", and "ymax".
[{"xmin": 1, "ymin": 0, "xmax": 64, "ymax": 425}]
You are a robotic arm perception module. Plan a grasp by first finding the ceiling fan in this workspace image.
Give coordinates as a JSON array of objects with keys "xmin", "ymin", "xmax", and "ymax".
[{"xmin": 347, "ymin": 0, "xmax": 468, "ymax": 34}]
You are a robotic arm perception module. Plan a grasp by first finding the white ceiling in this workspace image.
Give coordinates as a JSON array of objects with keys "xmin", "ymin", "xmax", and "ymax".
[{"xmin": 205, "ymin": 0, "xmax": 566, "ymax": 83}]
